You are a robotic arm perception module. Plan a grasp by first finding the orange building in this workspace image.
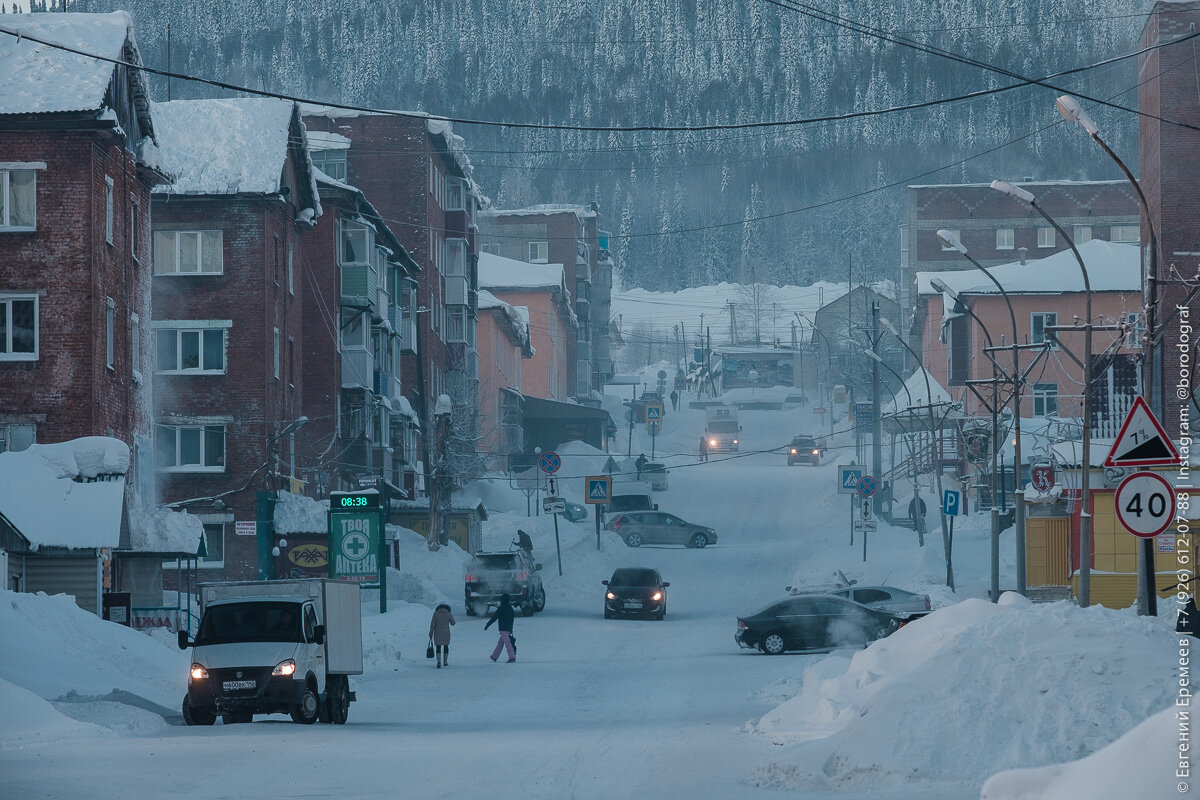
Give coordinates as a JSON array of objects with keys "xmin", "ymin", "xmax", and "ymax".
[{"xmin": 476, "ymin": 290, "xmax": 532, "ymax": 468}]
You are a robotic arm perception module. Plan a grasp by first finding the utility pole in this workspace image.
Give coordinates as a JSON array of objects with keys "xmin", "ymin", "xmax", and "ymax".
[
  {"xmin": 727, "ymin": 301, "xmax": 736, "ymax": 346},
  {"xmin": 871, "ymin": 301, "xmax": 882, "ymax": 482}
]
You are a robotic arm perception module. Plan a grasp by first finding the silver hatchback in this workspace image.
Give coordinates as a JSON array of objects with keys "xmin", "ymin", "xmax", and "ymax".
[{"xmin": 605, "ymin": 511, "xmax": 717, "ymax": 548}]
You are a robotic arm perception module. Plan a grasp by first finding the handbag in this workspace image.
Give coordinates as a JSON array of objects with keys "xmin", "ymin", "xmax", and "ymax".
[
  {"xmin": 509, "ymin": 633, "xmax": 517, "ymax": 654},
  {"xmin": 425, "ymin": 637, "xmax": 435, "ymax": 659}
]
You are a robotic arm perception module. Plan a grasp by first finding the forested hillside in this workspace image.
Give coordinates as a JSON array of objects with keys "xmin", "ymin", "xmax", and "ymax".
[{"xmin": 74, "ymin": 0, "xmax": 1144, "ymax": 290}]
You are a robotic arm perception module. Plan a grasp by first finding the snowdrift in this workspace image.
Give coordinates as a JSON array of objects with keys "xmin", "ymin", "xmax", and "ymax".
[{"xmin": 748, "ymin": 594, "xmax": 1176, "ymax": 791}]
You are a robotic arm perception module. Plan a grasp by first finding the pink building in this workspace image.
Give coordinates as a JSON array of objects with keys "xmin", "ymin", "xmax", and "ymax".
[
  {"xmin": 478, "ymin": 253, "xmax": 575, "ymax": 402},
  {"xmin": 915, "ymin": 240, "xmax": 1143, "ymax": 432},
  {"xmin": 475, "ymin": 290, "xmax": 532, "ymax": 467}
]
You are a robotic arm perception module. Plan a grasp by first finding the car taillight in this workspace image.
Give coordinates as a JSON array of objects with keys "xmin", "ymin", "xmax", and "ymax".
[
  {"xmin": 737, "ymin": 620, "xmax": 747, "ymax": 629},
  {"xmin": 464, "ymin": 573, "xmax": 476, "ymax": 582},
  {"xmin": 515, "ymin": 572, "xmax": 529, "ymax": 581},
  {"xmin": 924, "ymin": 596, "xmax": 931, "ymax": 610},
  {"xmin": 611, "ymin": 521, "xmax": 622, "ymax": 530}
]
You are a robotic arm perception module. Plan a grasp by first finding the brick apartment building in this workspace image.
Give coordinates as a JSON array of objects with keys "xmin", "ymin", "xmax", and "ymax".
[
  {"xmin": 475, "ymin": 289, "xmax": 532, "ymax": 468},
  {"xmin": 150, "ymin": 98, "xmax": 321, "ymax": 580},
  {"xmin": 302, "ymin": 111, "xmax": 484, "ymax": 488},
  {"xmin": 478, "ymin": 205, "xmax": 613, "ymax": 401},
  {"xmin": 0, "ymin": 12, "xmax": 162, "ymax": 490},
  {"xmin": 1140, "ymin": 1, "xmax": 1200, "ymax": 438},
  {"xmin": 901, "ymin": 180, "xmax": 1140, "ymax": 357},
  {"xmin": 299, "ymin": 156, "xmax": 421, "ymax": 499}
]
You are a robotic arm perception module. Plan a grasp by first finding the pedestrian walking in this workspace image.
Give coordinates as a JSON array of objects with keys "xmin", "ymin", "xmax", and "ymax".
[
  {"xmin": 698, "ymin": 435, "xmax": 709, "ymax": 463},
  {"xmin": 670, "ymin": 389, "xmax": 679, "ymax": 411},
  {"xmin": 908, "ymin": 493, "xmax": 927, "ymax": 533},
  {"xmin": 635, "ymin": 453, "xmax": 648, "ymax": 479},
  {"xmin": 428, "ymin": 603, "xmax": 455, "ymax": 668},
  {"xmin": 485, "ymin": 593, "xmax": 517, "ymax": 663}
]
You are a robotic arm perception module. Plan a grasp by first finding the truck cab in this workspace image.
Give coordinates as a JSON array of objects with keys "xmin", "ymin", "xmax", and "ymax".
[
  {"xmin": 705, "ymin": 406, "xmax": 741, "ymax": 452},
  {"xmin": 179, "ymin": 579, "xmax": 361, "ymax": 726}
]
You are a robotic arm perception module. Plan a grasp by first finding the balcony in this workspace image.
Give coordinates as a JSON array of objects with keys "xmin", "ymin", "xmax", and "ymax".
[
  {"xmin": 575, "ymin": 340, "xmax": 591, "ymax": 361},
  {"xmin": 341, "ymin": 348, "xmax": 373, "ymax": 389},
  {"xmin": 341, "ymin": 264, "xmax": 378, "ymax": 308},
  {"xmin": 446, "ymin": 274, "xmax": 469, "ymax": 306},
  {"xmin": 373, "ymin": 368, "xmax": 391, "ymax": 398},
  {"xmin": 388, "ymin": 304, "xmax": 402, "ymax": 335}
]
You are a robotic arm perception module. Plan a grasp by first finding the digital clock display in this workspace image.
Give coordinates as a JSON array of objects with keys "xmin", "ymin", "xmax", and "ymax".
[{"xmin": 330, "ymin": 492, "xmax": 380, "ymax": 511}]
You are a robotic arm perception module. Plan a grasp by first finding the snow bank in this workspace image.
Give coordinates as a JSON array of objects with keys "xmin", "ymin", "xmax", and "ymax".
[
  {"xmin": 0, "ymin": 677, "xmax": 105, "ymax": 750},
  {"xmin": 979, "ymin": 704, "xmax": 1178, "ymax": 800},
  {"xmin": 749, "ymin": 598, "xmax": 1176, "ymax": 790},
  {"xmin": 126, "ymin": 504, "xmax": 203, "ymax": 555},
  {"xmin": 274, "ymin": 490, "xmax": 329, "ymax": 535}
]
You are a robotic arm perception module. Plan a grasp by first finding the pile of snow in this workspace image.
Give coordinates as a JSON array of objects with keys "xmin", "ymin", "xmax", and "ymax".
[
  {"xmin": 126, "ymin": 504, "xmax": 203, "ymax": 555},
  {"xmin": 0, "ymin": 678, "xmax": 105, "ymax": 749},
  {"xmin": 748, "ymin": 595, "xmax": 1175, "ymax": 791},
  {"xmin": 980, "ymin": 704, "xmax": 1178, "ymax": 799},
  {"xmin": 274, "ymin": 490, "xmax": 329, "ymax": 535},
  {"xmin": 0, "ymin": 437, "xmax": 128, "ymax": 549}
]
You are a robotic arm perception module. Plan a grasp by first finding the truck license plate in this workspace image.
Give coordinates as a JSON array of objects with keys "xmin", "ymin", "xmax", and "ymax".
[
  {"xmin": 223, "ymin": 680, "xmax": 256, "ymax": 691},
  {"xmin": 624, "ymin": 601, "xmax": 642, "ymax": 609}
]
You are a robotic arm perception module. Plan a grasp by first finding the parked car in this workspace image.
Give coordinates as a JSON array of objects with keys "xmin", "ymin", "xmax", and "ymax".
[
  {"xmin": 642, "ymin": 462, "xmax": 669, "ymax": 491},
  {"xmin": 824, "ymin": 585, "xmax": 931, "ymax": 619},
  {"xmin": 787, "ymin": 435, "xmax": 826, "ymax": 466},
  {"xmin": 464, "ymin": 551, "xmax": 546, "ymax": 617},
  {"xmin": 605, "ymin": 511, "xmax": 717, "ymax": 548},
  {"xmin": 735, "ymin": 594, "xmax": 900, "ymax": 654},
  {"xmin": 562, "ymin": 501, "xmax": 588, "ymax": 523},
  {"xmin": 603, "ymin": 567, "xmax": 670, "ymax": 620}
]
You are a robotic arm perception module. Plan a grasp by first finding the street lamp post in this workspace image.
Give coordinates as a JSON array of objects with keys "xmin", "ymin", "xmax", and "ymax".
[
  {"xmin": 989, "ymin": 181, "xmax": 1095, "ymax": 608},
  {"xmin": 1056, "ymin": 94, "xmax": 1161, "ymax": 617}
]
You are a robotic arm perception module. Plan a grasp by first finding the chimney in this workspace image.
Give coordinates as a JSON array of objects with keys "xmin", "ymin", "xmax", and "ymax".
[{"xmin": 1019, "ymin": 247, "xmax": 1028, "ymax": 265}]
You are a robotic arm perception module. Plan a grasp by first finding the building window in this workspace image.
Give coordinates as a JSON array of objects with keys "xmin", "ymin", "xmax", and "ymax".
[
  {"xmin": 0, "ymin": 294, "xmax": 37, "ymax": 360},
  {"xmin": 273, "ymin": 327, "xmax": 280, "ymax": 379},
  {"xmin": 448, "ymin": 308, "xmax": 466, "ymax": 342},
  {"xmin": 154, "ymin": 230, "xmax": 223, "ymax": 275},
  {"xmin": 155, "ymin": 424, "xmax": 225, "ymax": 471},
  {"xmin": 130, "ymin": 196, "xmax": 140, "ymax": 260},
  {"xmin": 1033, "ymin": 383, "xmax": 1058, "ymax": 417},
  {"xmin": 446, "ymin": 179, "xmax": 465, "ymax": 211},
  {"xmin": 995, "ymin": 228, "xmax": 1014, "ymax": 250},
  {"xmin": 1123, "ymin": 312, "xmax": 1144, "ymax": 349},
  {"xmin": 1037, "ymin": 227, "xmax": 1055, "ymax": 248},
  {"xmin": 287, "ymin": 242, "xmax": 294, "ymax": 295},
  {"xmin": 156, "ymin": 326, "xmax": 226, "ymax": 373},
  {"xmin": 310, "ymin": 150, "xmax": 346, "ymax": 182},
  {"xmin": 0, "ymin": 169, "xmax": 36, "ymax": 230},
  {"xmin": 273, "ymin": 235, "xmax": 280, "ymax": 286},
  {"xmin": 104, "ymin": 176, "xmax": 114, "ymax": 245},
  {"xmin": 105, "ymin": 297, "xmax": 115, "ymax": 370},
  {"xmin": 447, "ymin": 238, "xmax": 466, "ymax": 275},
  {"xmin": 1031, "ymin": 312, "xmax": 1058, "ymax": 349},
  {"xmin": 340, "ymin": 222, "xmax": 371, "ymax": 265},
  {"xmin": 0, "ymin": 423, "xmax": 35, "ymax": 454},
  {"xmin": 940, "ymin": 230, "xmax": 960, "ymax": 251},
  {"xmin": 529, "ymin": 241, "xmax": 549, "ymax": 263},
  {"xmin": 199, "ymin": 523, "xmax": 224, "ymax": 566},
  {"xmin": 1111, "ymin": 224, "xmax": 1140, "ymax": 243},
  {"xmin": 341, "ymin": 309, "xmax": 367, "ymax": 348},
  {"xmin": 130, "ymin": 313, "xmax": 141, "ymax": 382},
  {"xmin": 1074, "ymin": 225, "xmax": 1092, "ymax": 244}
]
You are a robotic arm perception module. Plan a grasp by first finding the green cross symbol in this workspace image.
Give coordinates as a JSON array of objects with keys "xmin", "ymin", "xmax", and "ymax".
[{"xmin": 346, "ymin": 535, "xmax": 366, "ymax": 556}]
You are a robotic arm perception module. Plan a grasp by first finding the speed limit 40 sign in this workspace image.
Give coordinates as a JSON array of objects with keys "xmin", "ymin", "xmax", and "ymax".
[{"xmin": 1114, "ymin": 471, "xmax": 1175, "ymax": 539}]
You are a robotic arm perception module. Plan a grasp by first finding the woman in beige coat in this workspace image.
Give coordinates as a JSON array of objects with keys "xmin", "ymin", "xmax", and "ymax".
[{"xmin": 429, "ymin": 603, "xmax": 455, "ymax": 668}]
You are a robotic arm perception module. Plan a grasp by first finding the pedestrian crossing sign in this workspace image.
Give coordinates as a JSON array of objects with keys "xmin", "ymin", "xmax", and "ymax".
[
  {"xmin": 838, "ymin": 465, "xmax": 864, "ymax": 495},
  {"xmin": 585, "ymin": 475, "xmax": 612, "ymax": 504},
  {"xmin": 646, "ymin": 404, "xmax": 663, "ymax": 422}
]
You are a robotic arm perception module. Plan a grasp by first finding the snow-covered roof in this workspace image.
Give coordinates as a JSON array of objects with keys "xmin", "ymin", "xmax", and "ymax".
[
  {"xmin": 479, "ymin": 252, "xmax": 567, "ymax": 290},
  {"xmin": 274, "ymin": 491, "xmax": 330, "ymax": 536},
  {"xmin": 125, "ymin": 506, "xmax": 203, "ymax": 555},
  {"xmin": 389, "ymin": 396, "xmax": 420, "ymax": 426},
  {"xmin": 478, "ymin": 289, "xmax": 531, "ymax": 346},
  {"xmin": 916, "ymin": 240, "xmax": 1140, "ymax": 296},
  {"xmin": 482, "ymin": 204, "xmax": 597, "ymax": 220},
  {"xmin": 0, "ymin": 12, "xmax": 135, "ymax": 117},
  {"xmin": 0, "ymin": 438, "xmax": 128, "ymax": 550},
  {"xmin": 151, "ymin": 99, "xmax": 320, "ymax": 211},
  {"xmin": 881, "ymin": 367, "xmax": 954, "ymax": 414},
  {"xmin": 307, "ymin": 130, "xmax": 351, "ymax": 151}
]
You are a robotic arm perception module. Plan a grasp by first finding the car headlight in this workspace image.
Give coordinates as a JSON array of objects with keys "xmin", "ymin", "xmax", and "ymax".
[
  {"xmin": 652, "ymin": 592, "xmax": 663, "ymax": 601},
  {"xmin": 272, "ymin": 659, "xmax": 297, "ymax": 677},
  {"xmin": 190, "ymin": 663, "xmax": 208, "ymax": 681},
  {"xmin": 790, "ymin": 448, "xmax": 797, "ymax": 454},
  {"xmin": 812, "ymin": 449, "xmax": 820, "ymax": 455},
  {"xmin": 709, "ymin": 439, "xmax": 717, "ymax": 447},
  {"xmin": 606, "ymin": 592, "xmax": 615, "ymax": 600},
  {"xmin": 733, "ymin": 439, "xmax": 739, "ymax": 445}
]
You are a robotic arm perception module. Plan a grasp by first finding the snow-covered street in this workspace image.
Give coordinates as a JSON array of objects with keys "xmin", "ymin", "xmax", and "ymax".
[{"xmin": 0, "ymin": 394, "xmax": 1179, "ymax": 799}]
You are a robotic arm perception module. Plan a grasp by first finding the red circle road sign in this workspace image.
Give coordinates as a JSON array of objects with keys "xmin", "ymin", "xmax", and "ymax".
[{"xmin": 1114, "ymin": 471, "xmax": 1175, "ymax": 539}]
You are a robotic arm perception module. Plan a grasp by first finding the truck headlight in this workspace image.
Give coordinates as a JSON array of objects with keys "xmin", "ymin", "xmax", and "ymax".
[
  {"xmin": 606, "ymin": 592, "xmax": 615, "ymax": 600},
  {"xmin": 272, "ymin": 659, "xmax": 297, "ymax": 676},
  {"xmin": 190, "ymin": 663, "xmax": 208, "ymax": 681},
  {"xmin": 652, "ymin": 592, "xmax": 663, "ymax": 601}
]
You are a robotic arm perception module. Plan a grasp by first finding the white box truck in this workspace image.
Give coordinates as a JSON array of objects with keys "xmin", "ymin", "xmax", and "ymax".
[
  {"xmin": 178, "ymin": 579, "xmax": 362, "ymax": 726},
  {"xmin": 705, "ymin": 406, "xmax": 741, "ymax": 452}
]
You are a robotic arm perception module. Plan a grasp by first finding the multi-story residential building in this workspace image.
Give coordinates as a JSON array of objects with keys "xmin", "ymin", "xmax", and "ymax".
[
  {"xmin": 302, "ymin": 111, "xmax": 484, "ymax": 486},
  {"xmin": 476, "ymin": 289, "xmax": 532, "ymax": 468},
  {"xmin": 478, "ymin": 204, "xmax": 611, "ymax": 401},
  {"xmin": 916, "ymin": 240, "xmax": 1144, "ymax": 430},
  {"xmin": 0, "ymin": 12, "xmax": 162, "ymax": 480},
  {"xmin": 150, "ymin": 98, "xmax": 321, "ymax": 581},
  {"xmin": 901, "ymin": 180, "xmax": 1140, "ymax": 357},
  {"xmin": 299, "ymin": 158, "xmax": 421, "ymax": 499},
  {"xmin": 478, "ymin": 252, "xmax": 576, "ymax": 402}
]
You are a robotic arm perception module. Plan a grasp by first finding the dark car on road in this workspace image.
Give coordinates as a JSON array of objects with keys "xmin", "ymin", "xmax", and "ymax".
[
  {"xmin": 735, "ymin": 594, "xmax": 899, "ymax": 654},
  {"xmin": 603, "ymin": 567, "xmax": 670, "ymax": 620},
  {"xmin": 464, "ymin": 551, "xmax": 546, "ymax": 617},
  {"xmin": 562, "ymin": 501, "xmax": 588, "ymax": 522},
  {"xmin": 605, "ymin": 511, "xmax": 717, "ymax": 548},
  {"xmin": 787, "ymin": 435, "xmax": 826, "ymax": 466}
]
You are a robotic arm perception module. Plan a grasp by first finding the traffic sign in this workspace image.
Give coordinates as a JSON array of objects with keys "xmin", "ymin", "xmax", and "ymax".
[
  {"xmin": 538, "ymin": 450, "xmax": 561, "ymax": 474},
  {"xmin": 542, "ymin": 497, "xmax": 566, "ymax": 515},
  {"xmin": 1104, "ymin": 396, "xmax": 1181, "ymax": 467},
  {"xmin": 853, "ymin": 402, "xmax": 874, "ymax": 418},
  {"xmin": 856, "ymin": 475, "xmax": 878, "ymax": 498},
  {"xmin": 1115, "ymin": 471, "xmax": 1175, "ymax": 538},
  {"xmin": 838, "ymin": 465, "xmax": 864, "ymax": 495},
  {"xmin": 584, "ymin": 475, "xmax": 612, "ymax": 504},
  {"xmin": 645, "ymin": 404, "xmax": 664, "ymax": 422},
  {"xmin": 647, "ymin": 421, "xmax": 660, "ymax": 436},
  {"xmin": 1031, "ymin": 464, "xmax": 1055, "ymax": 493},
  {"xmin": 658, "ymin": 369, "xmax": 668, "ymax": 380},
  {"xmin": 853, "ymin": 519, "xmax": 878, "ymax": 533},
  {"xmin": 942, "ymin": 489, "xmax": 962, "ymax": 516},
  {"xmin": 674, "ymin": 376, "xmax": 686, "ymax": 391},
  {"xmin": 694, "ymin": 347, "xmax": 705, "ymax": 363}
]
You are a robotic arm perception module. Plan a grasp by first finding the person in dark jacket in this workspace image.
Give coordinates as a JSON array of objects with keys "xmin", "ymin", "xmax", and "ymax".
[
  {"xmin": 670, "ymin": 389, "xmax": 679, "ymax": 411},
  {"xmin": 635, "ymin": 453, "xmax": 648, "ymax": 479},
  {"xmin": 429, "ymin": 603, "xmax": 455, "ymax": 668},
  {"xmin": 908, "ymin": 493, "xmax": 927, "ymax": 533},
  {"xmin": 485, "ymin": 593, "xmax": 517, "ymax": 662}
]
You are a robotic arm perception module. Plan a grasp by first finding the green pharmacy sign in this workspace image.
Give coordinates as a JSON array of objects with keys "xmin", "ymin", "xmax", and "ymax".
[{"xmin": 329, "ymin": 511, "xmax": 381, "ymax": 584}]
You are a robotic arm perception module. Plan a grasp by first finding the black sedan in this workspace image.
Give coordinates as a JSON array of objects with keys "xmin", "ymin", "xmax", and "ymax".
[
  {"xmin": 603, "ymin": 567, "xmax": 669, "ymax": 620},
  {"xmin": 735, "ymin": 594, "xmax": 899, "ymax": 654}
]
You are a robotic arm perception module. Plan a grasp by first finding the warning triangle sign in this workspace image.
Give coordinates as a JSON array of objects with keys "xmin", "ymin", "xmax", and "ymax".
[{"xmin": 1104, "ymin": 395, "xmax": 1181, "ymax": 467}]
